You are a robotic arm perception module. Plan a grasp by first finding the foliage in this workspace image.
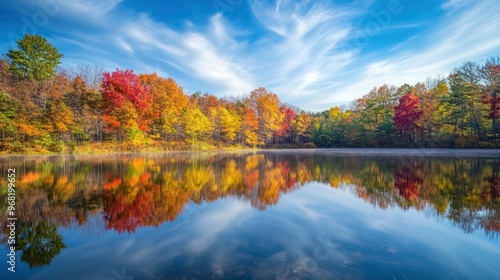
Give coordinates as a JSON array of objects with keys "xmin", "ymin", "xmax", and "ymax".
[
  {"xmin": 7, "ymin": 34, "xmax": 63, "ymax": 81},
  {"xmin": 101, "ymin": 69, "xmax": 152, "ymax": 139},
  {"xmin": 16, "ymin": 221, "xmax": 67, "ymax": 268},
  {"xmin": 393, "ymin": 93, "xmax": 422, "ymax": 145}
]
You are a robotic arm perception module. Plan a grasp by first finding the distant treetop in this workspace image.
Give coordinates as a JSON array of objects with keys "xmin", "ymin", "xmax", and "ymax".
[{"xmin": 7, "ymin": 34, "xmax": 63, "ymax": 81}]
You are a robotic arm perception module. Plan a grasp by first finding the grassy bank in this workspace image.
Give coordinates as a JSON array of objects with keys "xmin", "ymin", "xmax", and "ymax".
[{"xmin": 0, "ymin": 141, "xmax": 259, "ymax": 155}]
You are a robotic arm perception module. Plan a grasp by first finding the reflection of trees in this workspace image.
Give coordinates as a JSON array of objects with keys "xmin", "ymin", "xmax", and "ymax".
[
  {"xmin": 394, "ymin": 163, "xmax": 423, "ymax": 210},
  {"xmin": 16, "ymin": 221, "xmax": 66, "ymax": 268},
  {"xmin": 1, "ymin": 153, "xmax": 499, "ymax": 253}
]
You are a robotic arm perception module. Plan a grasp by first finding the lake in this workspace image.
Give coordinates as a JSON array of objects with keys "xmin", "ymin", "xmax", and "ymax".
[{"xmin": 1, "ymin": 149, "xmax": 499, "ymax": 279}]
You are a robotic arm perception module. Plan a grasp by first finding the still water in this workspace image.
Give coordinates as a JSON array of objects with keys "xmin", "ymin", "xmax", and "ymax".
[{"xmin": 1, "ymin": 150, "xmax": 499, "ymax": 279}]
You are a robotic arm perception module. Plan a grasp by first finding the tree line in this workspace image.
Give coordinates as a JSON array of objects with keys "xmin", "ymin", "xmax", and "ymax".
[{"xmin": 1, "ymin": 34, "xmax": 499, "ymax": 153}]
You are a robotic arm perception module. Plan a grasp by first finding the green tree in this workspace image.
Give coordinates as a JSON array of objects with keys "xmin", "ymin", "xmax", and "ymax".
[
  {"xmin": 0, "ymin": 91, "xmax": 17, "ymax": 141},
  {"xmin": 17, "ymin": 221, "xmax": 67, "ymax": 268},
  {"xmin": 7, "ymin": 34, "xmax": 63, "ymax": 81}
]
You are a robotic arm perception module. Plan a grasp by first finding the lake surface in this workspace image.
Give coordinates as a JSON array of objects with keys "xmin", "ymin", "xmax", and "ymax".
[{"xmin": 1, "ymin": 150, "xmax": 499, "ymax": 279}]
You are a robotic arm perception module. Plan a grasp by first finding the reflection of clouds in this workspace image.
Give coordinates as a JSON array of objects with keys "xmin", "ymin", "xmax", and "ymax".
[
  {"xmin": 333, "ymin": 188, "xmax": 500, "ymax": 279},
  {"xmin": 187, "ymin": 201, "xmax": 250, "ymax": 252}
]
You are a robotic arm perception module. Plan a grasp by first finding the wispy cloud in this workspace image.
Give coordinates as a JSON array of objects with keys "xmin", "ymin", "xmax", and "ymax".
[
  {"xmin": 441, "ymin": 0, "xmax": 470, "ymax": 11},
  {"xmin": 114, "ymin": 37, "xmax": 133, "ymax": 54},
  {"xmin": 60, "ymin": 0, "xmax": 122, "ymax": 17},
  {"xmin": 247, "ymin": 0, "xmax": 357, "ymax": 103}
]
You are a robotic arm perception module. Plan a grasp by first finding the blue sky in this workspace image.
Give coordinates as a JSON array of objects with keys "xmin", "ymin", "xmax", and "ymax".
[{"xmin": 1, "ymin": 0, "xmax": 499, "ymax": 111}]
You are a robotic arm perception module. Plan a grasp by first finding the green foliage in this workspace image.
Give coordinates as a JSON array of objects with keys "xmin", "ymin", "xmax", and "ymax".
[
  {"xmin": 17, "ymin": 222, "xmax": 67, "ymax": 268},
  {"xmin": 454, "ymin": 135, "xmax": 480, "ymax": 148},
  {"xmin": 33, "ymin": 130, "xmax": 53, "ymax": 148},
  {"xmin": 126, "ymin": 127, "xmax": 150, "ymax": 146},
  {"xmin": 302, "ymin": 142, "xmax": 316, "ymax": 148},
  {"xmin": 7, "ymin": 34, "xmax": 63, "ymax": 81},
  {"xmin": 0, "ymin": 91, "xmax": 17, "ymax": 135},
  {"xmin": 49, "ymin": 140, "xmax": 67, "ymax": 153}
]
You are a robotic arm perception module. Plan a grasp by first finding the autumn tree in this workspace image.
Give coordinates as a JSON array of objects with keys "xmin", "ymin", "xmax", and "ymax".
[
  {"xmin": 424, "ymin": 81, "xmax": 449, "ymax": 144},
  {"xmin": 292, "ymin": 111, "xmax": 313, "ymax": 144},
  {"xmin": 393, "ymin": 92, "xmax": 422, "ymax": 145},
  {"xmin": 182, "ymin": 108, "xmax": 211, "ymax": 146},
  {"xmin": 140, "ymin": 73, "xmax": 188, "ymax": 141},
  {"xmin": 274, "ymin": 105, "xmax": 297, "ymax": 144},
  {"xmin": 219, "ymin": 107, "xmax": 241, "ymax": 143},
  {"xmin": 41, "ymin": 73, "xmax": 74, "ymax": 144},
  {"xmin": 0, "ymin": 59, "xmax": 12, "ymax": 91},
  {"xmin": 198, "ymin": 93, "xmax": 221, "ymax": 143},
  {"xmin": 242, "ymin": 108, "xmax": 260, "ymax": 147},
  {"xmin": 64, "ymin": 66, "xmax": 104, "ymax": 142},
  {"xmin": 481, "ymin": 57, "xmax": 500, "ymax": 138},
  {"xmin": 101, "ymin": 69, "xmax": 152, "ymax": 141},
  {"xmin": 249, "ymin": 87, "xmax": 283, "ymax": 145}
]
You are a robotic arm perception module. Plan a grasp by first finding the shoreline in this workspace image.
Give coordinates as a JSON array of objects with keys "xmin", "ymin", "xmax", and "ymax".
[{"xmin": 1, "ymin": 147, "xmax": 500, "ymax": 158}]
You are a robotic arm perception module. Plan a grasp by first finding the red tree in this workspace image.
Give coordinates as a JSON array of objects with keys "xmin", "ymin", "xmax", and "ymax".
[
  {"xmin": 275, "ymin": 106, "xmax": 297, "ymax": 140},
  {"xmin": 393, "ymin": 93, "xmax": 422, "ymax": 145},
  {"xmin": 101, "ymin": 69, "xmax": 153, "ymax": 134}
]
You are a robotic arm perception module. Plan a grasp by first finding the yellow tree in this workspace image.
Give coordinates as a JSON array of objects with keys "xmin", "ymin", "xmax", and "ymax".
[
  {"xmin": 219, "ymin": 107, "xmax": 241, "ymax": 143},
  {"xmin": 292, "ymin": 111, "xmax": 313, "ymax": 144},
  {"xmin": 242, "ymin": 108, "xmax": 259, "ymax": 147},
  {"xmin": 139, "ymin": 73, "xmax": 188, "ymax": 141},
  {"xmin": 198, "ymin": 93, "xmax": 221, "ymax": 142},
  {"xmin": 249, "ymin": 87, "xmax": 283, "ymax": 145},
  {"xmin": 44, "ymin": 99, "xmax": 74, "ymax": 135},
  {"xmin": 182, "ymin": 108, "xmax": 211, "ymax": 146}
]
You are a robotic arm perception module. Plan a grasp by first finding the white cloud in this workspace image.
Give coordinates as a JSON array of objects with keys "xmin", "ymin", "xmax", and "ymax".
[
  {"xmin": 59, "ymin": 0, "xmax": 122, "ymax": 17},
  {"xmin": 187, "ymin": 201, "xmax": 250, "ymax": 252},
  {"xmin": 114, "ymin": 37, "xmax": 133, "ymax": 54},
  {"xmin": 441, "ymin": 0, "xmax": 470, "ymax": 11}
]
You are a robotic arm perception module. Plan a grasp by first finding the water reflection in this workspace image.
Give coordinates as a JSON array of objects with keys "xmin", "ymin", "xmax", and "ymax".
[{"xmin": 1, "ymin": 151, "xmax": 499, "ymax": 270}]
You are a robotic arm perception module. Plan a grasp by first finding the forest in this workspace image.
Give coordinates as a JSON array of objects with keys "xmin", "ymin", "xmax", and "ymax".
[{"xmin": 1, "ymin": 34, "xmax": 499, "ymax": 153}]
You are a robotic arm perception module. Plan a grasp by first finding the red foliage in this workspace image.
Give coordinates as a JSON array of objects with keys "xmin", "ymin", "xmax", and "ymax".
[
  {"xmin": 275, "ymin": 161, "xmax": 296, "ymax": 190},
  {"xmin": 393, "ymin": 93, "xmax": 422, "ymax": 140},
  {"xmin": 394, "ymin": 165, "xmax": 422, "ymax": 201},
  {"xmin": 482, "ymin": 175, "xmax": 500, "ymax": 202},
  {"xmin": 101, "ymin": 69, "xmax": 153, "ymax": 131},
  {"xmin": 275, "ymin": 106, "xmax": 297, "ymax": 138},
  {"xmin": 103, "ymin": 188, "xmax": 155, "ymax": 234},
  {"xmin": 483, "ymin": 94, "xmax": 500, "ymax": 120},
  {"xmin": 244, "ymin": 170, "xmax": 259, "ymax": 189},
  {"xmin": 104, "ymin": 178, "xmax": 122, "ymax": 190}
]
